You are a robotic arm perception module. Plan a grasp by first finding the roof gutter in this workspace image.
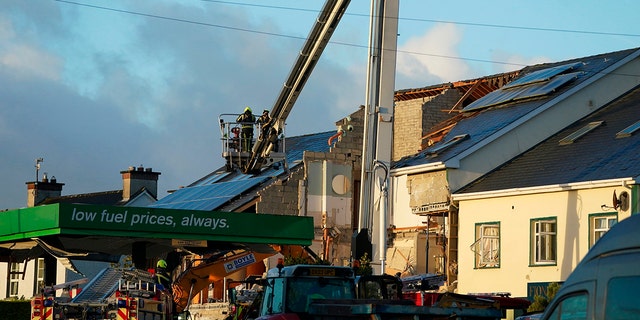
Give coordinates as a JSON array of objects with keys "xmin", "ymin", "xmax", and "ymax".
[
  {"xmin": 452, "ymin": 177, "xmax": 637, "ymax": 201},
  {"xmin": 391, "ymin": 161, "xmax": 446, "ymax": 176}
]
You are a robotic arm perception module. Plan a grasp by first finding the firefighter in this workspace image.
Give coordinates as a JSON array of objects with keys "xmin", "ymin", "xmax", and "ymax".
[
  {"xmin": 236, "ymin": 107, "xmax": 256, "ymax": 152},
  {"xmin": 257, "ymin": 109, "xmax": 271, "ymax": 140},
  {"xmin": 155, "ymin": 259, "xmax": 172, "ymax": 291}
]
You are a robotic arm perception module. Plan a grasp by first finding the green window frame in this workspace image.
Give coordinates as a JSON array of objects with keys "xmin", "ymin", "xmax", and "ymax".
[
  {"xmin": 589, "ymin": 213, "xmax": 617, "ymax": 247},
  {"xmin": 531, "ymin": 217, "xmax": 557, "ymax": 266}
]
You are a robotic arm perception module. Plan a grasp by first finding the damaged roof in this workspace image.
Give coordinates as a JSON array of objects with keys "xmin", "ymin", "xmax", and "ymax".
[
  {"xmin": 394, "ymin": 48, "xmax": 640, "ymax": 170},
  {"xmin": 151, "ymin": 131, "xmax": 335, "ymax": 211}
]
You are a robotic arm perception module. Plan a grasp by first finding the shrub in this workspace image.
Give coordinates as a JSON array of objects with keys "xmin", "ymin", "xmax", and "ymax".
[
  {"xmin": 0, "ymin": 299, "xmax": 31, "ymax": 320},
  {"xmin": 528, "ymin": 282, "xmax": 560, "ymax": 312}
]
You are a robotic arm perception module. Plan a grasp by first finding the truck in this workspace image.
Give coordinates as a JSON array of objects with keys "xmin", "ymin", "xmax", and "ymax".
[
  {"xmin": 31, "ymin": 268, "xmax": 173, "ymax": 320},
  {"xmin": 228, "ymin": 263, "xmax": 505, "ymax": 320},
  {"xmin": 539, "ymin": 212, "xmax": 640, "ymax": 320}
]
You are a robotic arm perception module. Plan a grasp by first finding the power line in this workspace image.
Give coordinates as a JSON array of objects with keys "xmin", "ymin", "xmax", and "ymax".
[
  {"xmin": 198, "ymin": 0, "xmax": 640, "ymax": 38},
  {"xmin": 53, "ymin": 0, "xmax": 635, "ymax": 70}
]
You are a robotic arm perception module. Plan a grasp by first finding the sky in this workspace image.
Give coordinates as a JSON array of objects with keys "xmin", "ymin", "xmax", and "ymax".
[{"xmin": 1, "ymin": 0, "xmax": 639, "ymax": 210}]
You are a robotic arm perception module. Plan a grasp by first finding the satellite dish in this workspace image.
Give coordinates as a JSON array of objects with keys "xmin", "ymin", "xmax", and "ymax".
[{"xmin": 612, "ymin": 190, "xmax": 630, "ymax": 211}]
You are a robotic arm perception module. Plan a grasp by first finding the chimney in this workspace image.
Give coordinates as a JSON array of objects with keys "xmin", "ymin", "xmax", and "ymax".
[
  {"xmin": 26, "ymin": 173, "xmax": 64, "ymax": 207},
  {"xmin": 121, "ymin": 166, "xmax": 161, "ymax": 201}
]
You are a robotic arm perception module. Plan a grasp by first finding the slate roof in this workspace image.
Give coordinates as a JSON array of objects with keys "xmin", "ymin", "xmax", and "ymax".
[
  {"xmin": 393, "ymin": 48, "xmax": 639, "ymax": 169},
  {"xmin": 458, "ymin": 85, "xmax": 640, "ymax": 194},
  {"xmin": 151, "ymin": 131, "xmax": 335, "ymax": 211},
  {"xmin": 40, "ymin": 190, "xmax": 124, "ymax": 206}
]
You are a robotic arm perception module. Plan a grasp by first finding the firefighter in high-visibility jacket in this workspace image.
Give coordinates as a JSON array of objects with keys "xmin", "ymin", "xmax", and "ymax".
[
  {"xmin": 155, "ymin": 260, "xmax": 172, "ymax": 292},
  {"xmin": 236, "ymin": 106, "xmax": 256, "ymax": 152}
]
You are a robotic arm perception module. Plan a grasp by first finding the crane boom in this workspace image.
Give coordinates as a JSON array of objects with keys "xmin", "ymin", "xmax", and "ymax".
[
  {"xmin": 354, "ymin": 0, "xmax": 398, "ymax": 275},
  {"xmin": 244, "ymin": 0, "xmax": 351, "ymax": 173}
]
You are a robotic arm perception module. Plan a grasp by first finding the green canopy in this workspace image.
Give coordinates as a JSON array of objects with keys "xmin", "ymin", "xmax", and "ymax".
[{"xmin": 0, "ymin": 203, "xmax": 314, "ymax": 261}]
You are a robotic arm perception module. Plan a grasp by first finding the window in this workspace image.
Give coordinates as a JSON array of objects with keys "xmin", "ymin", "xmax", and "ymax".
[
  {"xmin": 9, "ymin": 262, "xmax": 21, "ymax": 298},
  {"xmin": 471, "ymin": 222, "xmax": 500, "ymax": 268},
  {"xmin": 559, "ymin": 121, "xmax": 604, "ymax": 145},
  {"xmin": 590, "ymin": 214, "xmax": 617, "ymax": 247},
  {"xmin": 34, "ymin": 258, "xmax": 45, "ymax": 296},
  {"xmin": 616, "ymin": 119, "xmax": 640, "ymax": 138},
  {"xmin": 546, "ymin": 292, "xmax": 588, "ymax": 320},
  {"xmin": 531, "ymin": 218, "xmax": 557, "ymax": 265},
  {"xmin": 262, "ymin": 278, "xmax": 284, "ymax": 314},
  {"xmin": 605, "ymin": 276, "xmax": 640, "ymax": 319}
]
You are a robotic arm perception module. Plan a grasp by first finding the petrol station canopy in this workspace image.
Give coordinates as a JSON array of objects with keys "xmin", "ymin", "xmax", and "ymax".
[{"xmin": 0, "ymin": 203, "xmax": 314, "ymax": 264}]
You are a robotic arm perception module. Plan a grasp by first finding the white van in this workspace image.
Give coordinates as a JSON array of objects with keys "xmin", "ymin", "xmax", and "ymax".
[{"xmin": 541, "ymin": 213, "xmax": 640, "ymax": 319}]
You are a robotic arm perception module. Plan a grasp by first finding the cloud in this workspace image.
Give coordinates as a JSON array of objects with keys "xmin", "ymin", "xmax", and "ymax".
[
  {"xmin": 0, "ymin": 1, "xmax": 365, "ymax": 210},
  {"xmin": 489, "ymin": 50, "xmax": 551, "ymax": 74},
  {"xmin": 0, "ymin": 17, "xmax": 62, "ymax": 81},
  {"xmin": 395, "ymin": 23, "xmax": 471, "ymax": 88}
]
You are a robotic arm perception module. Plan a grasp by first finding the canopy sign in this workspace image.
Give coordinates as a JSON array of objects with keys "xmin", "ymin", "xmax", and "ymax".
[{"xmin": 0, "ymin": 203, "xmax": 313, "ymax": 246}]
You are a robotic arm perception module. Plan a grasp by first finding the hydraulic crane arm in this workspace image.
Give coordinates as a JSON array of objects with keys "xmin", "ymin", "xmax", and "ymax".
[
  {"xmin": 244, "ymin": 0, "xmax": 351, "ymax": 173},
  {"xmin": 171, "ymin": 245, "xmax": 319, "ymax": 312}
]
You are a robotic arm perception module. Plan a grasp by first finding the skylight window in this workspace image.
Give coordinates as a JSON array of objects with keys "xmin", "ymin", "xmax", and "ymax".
[
  {"xmin": 559, "ymin": 121, "xmax": 604, "ymax": 145},
  {"xmin": 426, "ymin": 134, "xmax": 469, "ymax": 155},
  {"xmin": 616, "ymin": 119, "xmax": 640, "ymax": 138}
]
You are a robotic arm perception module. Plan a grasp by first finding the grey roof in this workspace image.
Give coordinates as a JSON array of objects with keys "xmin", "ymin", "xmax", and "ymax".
[
  {"xmin": 393, "ymin": 48, "xmax": 639, "ymax": 169},
  {"xmin": 41, "ymin": 190, "xmax": 124, "ymax": 206},
  {"xmin": 458, "ymin": 85, "xmax": 640, "ymax": 194},
  {"xmin": 151, "ymin": 131, "xmax": 335, "ymax": 210}
]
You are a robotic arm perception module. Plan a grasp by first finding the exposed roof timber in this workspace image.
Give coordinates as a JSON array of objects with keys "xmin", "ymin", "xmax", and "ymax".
[
  {"xmin": 420, "ymin": 112, "xmax": 478, "ymax": 149},
  {"xmin": 394, "ymin": 71, "xmax": 521, "ymax": 103},
  {"xmin": 448, "ymin": 80, "xmax": 482, "ymax": 113}
]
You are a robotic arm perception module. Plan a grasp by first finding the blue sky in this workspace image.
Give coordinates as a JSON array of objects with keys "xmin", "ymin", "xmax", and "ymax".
[{"xmin": 1, "ymin": 0, "xmax": 639, "ymax": 210}]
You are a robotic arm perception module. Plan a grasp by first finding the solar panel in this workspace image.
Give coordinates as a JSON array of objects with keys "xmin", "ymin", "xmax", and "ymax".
[
  {"xmin": 512, "ymin": 72, "xmax": 581, "ymax": 101},
  {"xmin": 150, "ymin": 177, "xmax": 269, "ymax": 210},
  {"xmin": 194, "ymin": 171, "xmax": 230, "ymax": 186},
  {"xmin": 502, "ymin": 62, "xmax": 583, "ymax": 89},
  {"xmin": 463, "ymin": 70, "xmax": 581, "ymax": 112},
  {"xmin": 426, "ymin": 134, "xmax": 469, "ymax": 155}
]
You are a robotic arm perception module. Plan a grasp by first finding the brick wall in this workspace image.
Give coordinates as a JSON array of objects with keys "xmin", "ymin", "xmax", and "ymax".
[
  {"xmin": 393, "ymin": 89, "xmax": 464, "ymax": 161},
  {"xmin": 256, "ymin": 166, "xmax": 304, "ymax": 216}
]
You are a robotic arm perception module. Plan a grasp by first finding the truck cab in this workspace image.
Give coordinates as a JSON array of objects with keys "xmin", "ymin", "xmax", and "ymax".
[
  {"xmin": 541, "ymin": 213, "xmax": 640, "ymax": 319},
  {"xmin": 256, "ymin": 264, "xmax": 356, "ymax": 319}
]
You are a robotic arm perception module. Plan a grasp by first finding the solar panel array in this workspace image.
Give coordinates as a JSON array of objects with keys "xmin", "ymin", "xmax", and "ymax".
[
  {"xmin": 150, "ymin": 177, "xmax": 269, "ymax": 211},
  {"xmin": 463, "ymin": 62, "xmax": 583, "ymax": 112}
]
